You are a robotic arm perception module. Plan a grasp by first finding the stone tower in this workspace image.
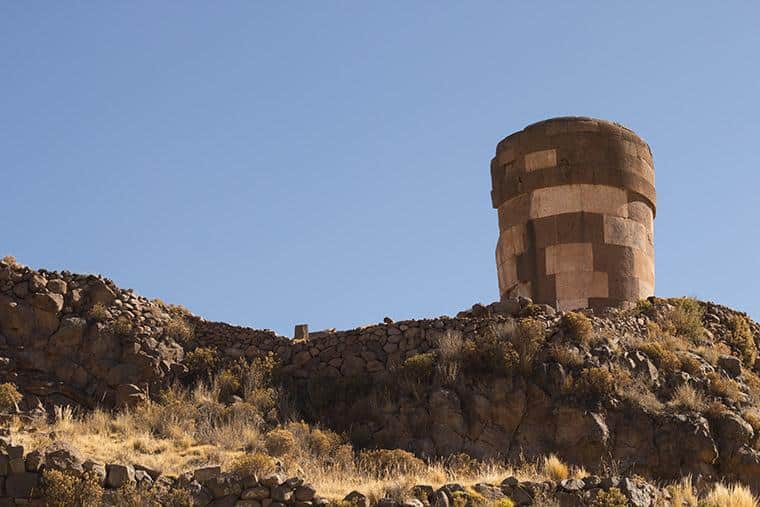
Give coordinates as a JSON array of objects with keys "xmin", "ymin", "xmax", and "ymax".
[{"xmin": 490, "ymin": 117, "xmax": 656, "ymax": 311}]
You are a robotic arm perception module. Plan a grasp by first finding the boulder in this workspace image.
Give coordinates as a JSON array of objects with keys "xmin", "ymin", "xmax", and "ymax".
[{"xmin": 106, "ymin": 463, "xmax": 135, "ymax": 488}]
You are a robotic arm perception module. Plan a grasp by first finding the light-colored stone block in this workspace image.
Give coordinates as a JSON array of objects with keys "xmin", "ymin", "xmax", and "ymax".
[
  {"xmin": 579, "ymin": 185, "xmax": 628, "ymax": 217},
  {"xmin": 545, "ymin": 243, "xmax": 594, "ymax": 275},
  {"xmin": 603, "ymin": 216, "xmax": 647, "ymax": 251},
  {"xmin": 524, "ymin": 149, "xmax": 557, "ymax": 172},
  {"xmin": 497, "ymin": 258, "xmax": 519, "ymax": 293},
  {"xmin": 557, "ymin": 298, "xmax": 589, "ymax": 311},
  {"xmin": 555, "ymin": 271, "xmax": 609, "ymax": 301},
  {"xmin": 529, "ymin": 185, "xmax": 582, "ymax": 219}
]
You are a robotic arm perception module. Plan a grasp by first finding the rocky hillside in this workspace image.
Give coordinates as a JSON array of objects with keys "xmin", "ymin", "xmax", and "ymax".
[{"xmin": 1, "ymin": 257, "xmax": 760, "ymax": 505}]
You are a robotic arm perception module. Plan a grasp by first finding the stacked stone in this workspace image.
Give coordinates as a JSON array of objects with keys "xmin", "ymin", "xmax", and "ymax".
[{"xmin": 490, "ymin": 117, "xmax": 656, "ymax": 311}]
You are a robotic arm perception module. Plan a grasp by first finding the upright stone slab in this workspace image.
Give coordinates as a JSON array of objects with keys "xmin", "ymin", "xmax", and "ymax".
[{"xmin": 490, "ymin": 117, "xmax": 656, "ymax": 310}]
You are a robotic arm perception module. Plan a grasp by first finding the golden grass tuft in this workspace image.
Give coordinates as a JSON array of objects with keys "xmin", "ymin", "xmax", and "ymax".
[
  {"xmin": 668, "ymin": 384, "xmax": 707, "ymax": 413},
  {"xmin": 542, "ymin": 454, "xmax": 568, "ymax": 482},
  {"xmin": 703, "ymin": 483, "xmax": 758, "ymax": 507}
]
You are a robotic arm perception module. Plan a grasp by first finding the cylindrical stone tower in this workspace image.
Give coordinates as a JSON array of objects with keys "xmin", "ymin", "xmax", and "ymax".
[{"xmin": 490, "ymin": 117, "xmax": 656, "ymax": 311}]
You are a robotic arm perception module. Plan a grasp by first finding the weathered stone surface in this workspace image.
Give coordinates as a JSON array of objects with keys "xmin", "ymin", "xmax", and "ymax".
[{"xmin": 106, "ymin": 464, "xmax": 135, "ymax": 488}]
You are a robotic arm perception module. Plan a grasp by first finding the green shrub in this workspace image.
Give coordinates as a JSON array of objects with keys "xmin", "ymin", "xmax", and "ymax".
[
  {"xmin": 357, "ymin": 448, "xmax": 424, "ymax": 478},
  {"xmin": 726, "ymin": 314, "xmax": 757, "ymax": 367},
  {"xmin": 215, "ymin": 369, "xmax": 242, "ymax": 401},
  {"xmin": 666, "ymin": 297, "xmax": 705, "ymax": 341},
  {"xmin": 460, "ymin": 336, "xmax": 518, "ymax": 379},
  {"xmin": 88, "ymin": 302, "xmax": 109, "ymax": 322},
  {"xmin": 42, "ymin": 470, "xmax": 103, "ymax": 507},
  {"xmin": 562, "ymin": 312, "xmax": 593, "ymax": 344},
  {"xmin": 0, "ymin": 383, "xmax": 22, "ymax": 411},
  {"xmin": 264, "ymin": 428, "xmax": 297, "ymax": 456}
]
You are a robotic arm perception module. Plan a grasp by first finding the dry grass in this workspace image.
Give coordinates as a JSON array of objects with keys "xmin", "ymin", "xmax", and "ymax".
[
  {"xmin": 668, "ymin": 476, "xmax": 698, "ymax": 507},
  {"xmin": 542, "ymin": 454, "xmax": 568, "ymax": 481},
  {"xmin": 668, "ymin": 384, "xmax": 707, "ymax": 413},
  {"xmin": 707, "ymin": 372, "xmax": 744, "ymax": 403},
  {"xmin": 702, "ymin": 483, "xmax": 758, "ymax": 507},
  {"xmin": 562, "ymin": 312, "xmax": 593, "ymax": 344}
]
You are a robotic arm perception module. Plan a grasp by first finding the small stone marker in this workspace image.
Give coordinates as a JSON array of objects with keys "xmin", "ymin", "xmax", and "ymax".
[{"xmin": 294, "ymin": 324, "xmax": 308, "ymax": 340}]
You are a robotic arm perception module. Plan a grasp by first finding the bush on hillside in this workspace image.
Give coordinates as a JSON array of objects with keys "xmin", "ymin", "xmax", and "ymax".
[
  {"xmin": 0, "ymin": 383, "xmax": 22, "ymax": 411},
  {"xmin": 357, "ymin": 448, "xmax": 424, "ymax": 479},
  {"xmin": 562, "ymin": 312, "xmax": 593, "ymax": 344},
  {"xmin": 726, "ymin": 314, "xmax": 757, "ymax": 367}
]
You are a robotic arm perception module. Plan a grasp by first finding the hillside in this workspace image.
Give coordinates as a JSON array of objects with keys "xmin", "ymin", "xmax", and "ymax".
[{"xmin": 0, "ymin": 256, "xmax": 759, "ymax": 506}]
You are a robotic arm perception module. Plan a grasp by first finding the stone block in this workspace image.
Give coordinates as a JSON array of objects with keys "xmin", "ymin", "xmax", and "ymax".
[
  {"xmin": 106, "ymin": 463, "xmax": 135, "ymax": 488},
  {"xmin": 5, "ymin": 472, "xmax": 39, "ymax": 498}
]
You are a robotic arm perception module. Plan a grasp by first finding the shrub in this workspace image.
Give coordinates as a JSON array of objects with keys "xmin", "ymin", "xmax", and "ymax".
[
  {"xmin": 109, "ymin": 316, "xmax": 135, "ymax": 337},
  {"xmin": 562, "ymin": 312, "xmax": 593, "ymax": 344},
  {"xmin": 215, "ymin": 369, "xmax": 242, "ymax": 401},
  {"xmin": 399, "ymin": 352, "xmax": 436, "ymax": 384},
  {"xmin": 703, "ymin": 483, "xmax": 758, "ymax": 507},
  {"xmin": 264, "ymin": 428, "xmax": 297, "ymax": 456},
  {"xmin": 668, "ymin": 383, "xmax": 706, "ymax": 413},
  {"xmin": 576, "ymin": 367, "xmax": 615, "ymax": 401},
  {"xmin": 742, "ymin": 409, "xmax": 760, "ymax": 433},
  {"xmin": 460, "ymin": 336, "xmax": 518, "ymax": 379},
  {"xmin": 665, "ymin": 297, "xmax": 705, "ymax": 341},
  {"xmin": 436, "ymin": 330, "xmax": 463, "ymax": 384},
  {"xmin": 42, "ymin": 470, "xmax": 103, "ymax": 507},
  {"xmin": 550, "ymin": 344, "xmax": 585, "ymax": 368},
  {"xmin": 726, "ymin": 314, "xmax": 757, "ymax": 367},
  {"xmin": 512, "ymin": 318, "xmax": 546, "ymax": 375},
  {"xmin": 707, "ymin": 372, "xmax": 743, "ymax": 403},
  {"xmin": 165, "ymin": 316, "xmax": 194, "ymax": 343},
  {"xmin": 184, "ymin": 347, "xmax": 218, "ymax": 379},
  {"xmin": 88, "ymin": 303, "xmax": 109, "ymax": 322},
  {"xmin": 0, "ymin": 383, "xmax": 22, "ymax": 411},
  {"xmin": 1, "ymin": 255, "xmax": 16, "ymax": 265},
  {"xmin": 637, "ymin": 341, "xmax": 681, "ymax": 374},
  {"xmin": 590, "ymin": 487, "xmax": 627, "ymax": 507},
  {"xmin": 228, "ymin": 452, "xmax": 277, "ymax": 478},
  {"xmin": 542, "ymin": 454, "xmax": 569, "ymax": 481},
  {"xmin": 357, "ymin": 449, "xmax": 425, "ymax": 479}
]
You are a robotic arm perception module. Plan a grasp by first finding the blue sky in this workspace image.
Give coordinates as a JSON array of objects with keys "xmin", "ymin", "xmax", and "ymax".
[{"xmin": 2, "ymin": 3, "xmax": 759, "ymax": 335}]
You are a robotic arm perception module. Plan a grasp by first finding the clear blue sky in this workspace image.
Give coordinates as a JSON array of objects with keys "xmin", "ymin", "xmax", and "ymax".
[{"xmin": 2, "ymin": 3, "xmax": 759, "ymax": 335}]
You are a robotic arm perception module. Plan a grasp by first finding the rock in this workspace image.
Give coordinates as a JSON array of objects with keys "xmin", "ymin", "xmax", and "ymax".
[
  {"xmin": 345, "ymin": 491, "xmax": 369, "ymax": 507},
  {"xmin": 30, "ymin": 292, "xmax": 64, "ymax": 314},
  {"xmin": 5, "ymin": 472, "xmax": 40, "ymax": 497},
  {"xmin": 114, "ymin": 384, "xmax": 146, "ymax": 408},
  {"xmin": 430, "ymin": 489, "xmax": 449, "ymax": 507},
  {"xmin": 106, "ymin": 463, "xmax": 135, "ymax": 488},
  {"xmin": 620, "ymin": 477, "xmax": 655, "ymax": 507},
  {"xmin": 43, "ymin": 442, "xmax": 84, "ymax": 474},
  {"xmin": 260, "ymin": 474, "xmax": 282, "ymax": 487},
  {"xmin": 271, "ymin": 485, "xmax": 293, "ymax": 502},
  {"xmin": 560, "ymin": 479, "xmax": 585, "ymax": 492},
  {"xmin": 194, "ymin": 465, "xmax": 222, "ymax": 484},
  {"xmin": 49, "ymin": 317, "xmax": 87, "ymax": 350},
  {"xmin": 294, "ymin": 484, "xmax": 316, "ymax": 501},
  {"xmin": 401, "ymin": 499, "xmax": 424, "ymax": 507},
  {"xmin": 207, "ymin": 475, "xmax": 243, "ymax": 498},
  {"xmin": 241, "ymin": 486, "xmax": 270, "ymax": 500},
  {"xmin": 47, "ymin": 279, "xmax": 68, "ymax": 295},
  {"xmin": 83, "ymin": 459, "xmax": 107, "ymax": 485},
  {"xmin": 718, "ymin": 355, "xmax": 742, "ymax": 378}
]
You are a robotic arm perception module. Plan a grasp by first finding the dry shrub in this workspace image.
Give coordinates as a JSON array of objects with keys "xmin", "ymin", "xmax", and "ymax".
[
  {"xmin": 109, "ymin": 316, "xmax": 135, "ymax": 337},
  {"xmin": 1, "ymin": 255, "xmax": 17, "ymax": 265},
  {"xmin": 399, "ymin": 352, "xmax": 436, "ymax": 393},
  {"xmin": 562, "ymin": 312, "xmax": 593, "ymax": 344},
  {"xmin": 550, "ymin": 344, "xmax": 585, "ymax": 368},
  {"xmin": 228, "ymin": 452, "xmax": 276, "ymax": 478},
  {"xmin": 707, "ymin": 372, "xmax": 743, "ymax": 403},
  {"xmin": 42, "ymin": 470, "xmax": 103, "ymax": 507},
  {"xmin": 358, "ymin": 449, "xmax": 424, "ymax": 479},
  {"xmin": 726, "ymin": 314, "xmax": 757, "ymax": 367},
  {"xmin": 576, "ymin": 367, "xmax": 615, "ymax": 401},
  {"xmin": 678, "ymin": 353, "xmax": 703, "ymax": 377},
  {"xmin": 542, "ymin": 454, "xmax": 568, "ymax": 481},
  {"xmin": 215, "ymin": 369, "xmax": 242, "ymax": 401},
  {"xmin": 184, "ymin": 347, "xmax": 218, "ymax": 379},
  {"xmin": 264, "ymin": 428, "xmax": 297, "ymax": 456},
  {"xmin": 696, "ymin": 345, "xmax": 720, "ymax": 366},
  {"xmin": 668, "ymin": 383, "xmax": 706, "ymax": 413},
  {"xmin": 703, "ymin": 483, "xmax": 758, "ymax": 507},
  {"xmin": 513, "ymin": 318, "xmax": 546, "ymax": 375},
  {"xmin": 436, "ymin": 330, "xmax": 463, "ymax": 384},
  {"xmin": 0, "ymin": 382, "xmax": 22, "ymax": 411},
  {"xmin": 742, "ymin": 409, "xmax": 760, "ymax": 433},
  {"xmin": 166, "ymin": 316, "xmax": 194, "ymax": 343},
  {"xmin": 460, "ymin": 335, "xmax": 518, "ymax": 379},
  {"xmin": 590, "ymin": 487, "xmax": 627, "ymax": 507},
  {"xmin": 665, "ymin": 297, "xmax": 705, "ymax": 342},
  {"xmin": 637, "ymin": 341, "xmax": 681, "ymax": 374},
  {"xmin": 88, "ymin": 302, "xmax": 109, "ymax": 322}
]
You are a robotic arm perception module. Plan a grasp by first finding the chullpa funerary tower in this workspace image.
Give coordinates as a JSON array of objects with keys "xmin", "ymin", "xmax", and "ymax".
[{"xmin": 490, "ymin": 117, "xmax": 656, "ymax": 311}]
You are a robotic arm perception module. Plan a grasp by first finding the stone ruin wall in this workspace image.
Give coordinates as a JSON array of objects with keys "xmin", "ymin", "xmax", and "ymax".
[{"xmin": 491, "ymin": 117, "xmax": 656, "ymax": 311}]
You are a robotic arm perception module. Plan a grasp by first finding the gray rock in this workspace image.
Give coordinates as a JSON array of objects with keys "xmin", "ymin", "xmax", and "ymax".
[{"xmin": 106, "ymin": 463, "xmax": 135, "ymax": 488}]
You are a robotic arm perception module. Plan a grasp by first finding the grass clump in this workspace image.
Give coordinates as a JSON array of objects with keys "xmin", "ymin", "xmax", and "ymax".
[
  {"xmin": 460, "ymin": 334, "xmax": 518, "ymax": 379},
  {"xmin": 42, "ymin": 470, "xmax": 103, "ymax": 507},
  {"xmin": 707, "ymin": 372, "xmax": 743, "ymax": 403},
  {"xmin": 399, "ymin": 352, "xmax": 436, "ymax": 383},
  {"xmin": 702, "ymin": 483, "xmax": 758, "ymax": 507},
  {"xmin": 726, "ymin": 314, "xmax": 757, "ymax": 367},
  {"xmin": 668, "ymin": 384, "xmax": 706, "ymax": 413},
  {"xmin": 512, "ymin": 318, "xmax": 546, "ymax": 375},
  {"xmin": 87, "ymin": 303, "xmax": 109, "ymax": 322},
  {"xmin": 0, "ymin": 382, "xmax": 23, "ymax": 411},
  {"xmin": 109, "ymin": 316, "xmax": 135, "ymax": 337},
  {"xmin": 228, "ymin": 452, "xmax": 277, "ymax": 478},
  {"xmin": 183, "ymin": 347, "xmax": 218, "ymax": 380},
  {"xmin": 542, "ymin": 454, "xmax": 568, "ymax": 481},
  {"xmin": 637, "ymin": 341, "xmax": 681, "ymax": 374},
  {"xmin": 357, "ymin": 449, "xmax": 424, "ymax": 479},
  {"xmin": 665, "ymin": 297, "xmax": 705, "ymax": 341},
  {"xmin": 562, "ymin": 312, "xmax": 593, "ymax": 344}
]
